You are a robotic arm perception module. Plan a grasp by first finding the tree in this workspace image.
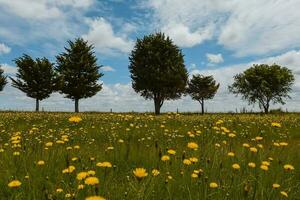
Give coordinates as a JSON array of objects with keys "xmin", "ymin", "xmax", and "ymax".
[
  {"xmin": 0, "ymin": 65, "xmax": 7, "ymax": 92},
  {"xmin": 129, "ymin": 32, "xmax": 188, "ymax": 115},
  {"xmin": 10, "ymin": 55, "xmax": 57, "ymax": 112},
  {"xmin": 187, "ymin": 74, "xmax": 219, "ymax": 114},
  {"xmin": 229, "ymin": 64, "xmax": 294, "ymax": 114},
  {"xmin": 56, "ymin": 38, "xmax": 103, "ymax": 113}
]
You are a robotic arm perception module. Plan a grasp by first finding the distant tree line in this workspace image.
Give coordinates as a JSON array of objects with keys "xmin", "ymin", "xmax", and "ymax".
[{"xmin": 0, "ymin": 33, "xmax": 295, "ymax": 114}]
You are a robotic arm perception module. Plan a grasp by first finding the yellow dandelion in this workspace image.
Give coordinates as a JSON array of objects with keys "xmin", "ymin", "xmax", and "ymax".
[
  {"xmin": 161, "ymin": 155, "xmax": 170, "ymax": 161},
  {"xmin": 187, "ymin": 142, "xmax": 198, "ymax": 150},
  {"xmin": 84, "ymin": 177, "xmax": 99, "ymax": 185},
  {"xmin": 232, "ymin": 163, "xmax": 240, "ymax": 170},
  {"xmin": 96, "ymin": 162, "xmax": 112, "ymax": 168},
  {"xmin": 272, "ymin": 183, "xmax": 280, "ymax": 189},
  {"xmin": 209, "ymin": 182, "xmax": 218, "ymax": 188},
  {"xmin": 280, "ymin": 191, "xmax": 288, "ymax": 198},
  {"xmin": 133, "ymin": 168, "xmax": 148, "ymax": 179},
  {"xmin": 248, "ymin": 162, "xmax": 256, "ymax": 168},
  {"xmin": 8, "ymin": 180, "xmax": 22, "ymax": 188},
  {"xmin": 152, "ymin": 169, "xmax": 160, "ymax": 176},
  {"xmin": 85, "ymin": 196, "xmax": 106, "ymax": 200},
  {"xmin": 183, "ymin": 159, "xmax": 192, "ymax": 165},
  {"xmin": 167, "ymin": 149, "xmax": 176, "ymax": 155},
  {"xmin": 77, "ymin": 172, "xmax": 88, "ymax": 180},
  {"xmin": 283, "ymin": 164, "xmax": 294, "ymax": 171},
  {"xmin": 37, "ymin": 160, "xmax": 45, "ymax": 166}
]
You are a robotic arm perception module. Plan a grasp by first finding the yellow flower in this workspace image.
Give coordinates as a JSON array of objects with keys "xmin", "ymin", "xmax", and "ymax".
[
  {"xmin": 243, "ymin": 143, "xmax": 250, "ymax": 148},
  {"xmin": 209, "ymin": 182, "xmax": 218, "ymax": 188},
  {"xmin": 183, "ymin": 159, "xmax": 192, "ymax": 165},
  {"xmin": 152, "ymin": 169, "xmax": 160, "ymax": 176},
  {"xmin": 189, "ymin": 157, "xmax": 198, "ymax": 163},
  {"xmin": 272, "ymin": 183, "xmax": 280, "ymax": 189},
  {"xmin": 78, "ymin": 184, "xmax": 84, "ymax": 190},
  {"xmin": 77, "ymin": 172, "xmax": 88, "ymax": 180},
  {"xmin": 85, "ymin": 196, "xmax": 106, "ymax": 200},
  {"xmin": 279, "ymin": 142, "xmax": 288, "ymax": 146},
  {"xmin": 167, "ymin": 149, "xmax": 176, "ymax": 155},
  {"xmin": 280, "ymin": 191, "xmax": 288, "ymax": 198},
  {"xmin": 84, "ymin": 177, "xmax": 99, "ymax": 185},
  {"xmin": 56, "ymin": 188, "xmax": 63, "ymax": 193},
  {"xmin": 187, "ymin": 142, "xmax": 198, "ymax": 150},
  {"xmin": 87, "ymin": 170, "xmax": 96, "ymax": 176},
  {"xmin": 227, "ymin": 152, "xmax": 235, "ymax": 157},
  {"xmin": 271, "ymin": 122, "xmax": 281, "ymax": 128},
  {"xmin": 260, "ymin": 165, "xmax": 269, "ymax": 171},
  {"xmin": 249, "ymin": 147, "xmax": 258, "ymax": 153},
  {"xmin": 133, "ymin": 168, "xmax": 148, "ymax": 179},
  {"xmin": 161, "ymin": 155, "xmax": 170, "ymax": 161},
  {"xmin": 262, "ymin": 161, "xmax": 270, "ymax": 166},
  {"xmin": 191, "ymin": 173, "xmax": 198, "ymax": 178},
  {"xmin": 37, "ymin": 160, "xmax": 45, "ymax": 166},
  {"xmin": 45, "ymin": 142, "xmax": 53, "ymax": 147},
  {"xmin": 283, "ymin": 164, "xmax": 294, "ymax": 171},
  {"xmin": 255, "ymin": 136, "xmax": 263, "ymax": 141},
  {"xmin": 68, "ymin": 116, "xmax": 82, "ymax": 123},
  {"xmin": 62, "ymin": 165, "xmax": 76, "ymax": 174},
  {"xmin": 65, "ymin": 194, "xmax": 72, "ymax": 198},
  {"xmin": 248, "ymin": 162, "xmax": 256, "ymax": 168},
  {"xmin": 232, "ymin": 163, "xmax": 240, "ymax": 170},
  {"xmin": 96, "ymin": 162, "xmax": 112, "ymax": 168},
  {"xmin": 8, "ymin": 180, "xmax": 21, "ymax": 188}
]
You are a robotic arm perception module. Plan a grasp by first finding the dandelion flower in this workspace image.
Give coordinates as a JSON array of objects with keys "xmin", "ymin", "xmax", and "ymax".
[
  {"xmin": 260, "ymin": 165, "xmax": 269, "ymax": 171},
  {"xmin": 232, "ymin": 163, "xmax": 240, "ymax": 170},
  {"xmin": 96, "ymin": 162, "xmax": 112, "ymax": 168},
  {"xmin": 84, "ymin": 177, "xmax": 99, "ymax": 185},
  {"xmin": 248, "ymin": 162, "xmax": 256, "ymax": 168},
  {"xmin": 280, "ymin": 191, "xmax": 288, "ymax": 198},
  {"xmin": 167, "ymin": 149, "xmax": 176, "ymax": 155},
  {"xmin": 68, "ymin": 116, "xmax": 82, "ymax": 123},
  {"xmin": 152, "ymin": 169, "xmax": 160, "ymax": 176},
  {"xmin": 227, "ymin": 152, "xmax": 235, "ymax": 157},
  {"xmin": 85, "ymin": 196, "xmax": 106, "ymax": 200},
  {"xmin": 77, "ymin": 172, "xmax": 88, "ymax": 180},
  {"xmin": 209, "ymin": 182, "xmax": 218, "ymax": 188},
  {"xmin": 272, "ymin": 183, "xmax": 280, "ymax": 189},
  {"xmin": 133, "ymin": 168, "xmax": 148, "ymax": 179},
  {"xmin": 161, "ymin": 155, "xmax": 170, "ymax": 161},
  {"xmin": 183, "ymin": 159, "xmax": 192, "ymax": 165},
  {"xmin": 187, "ymin": 142, "xmax": 198, "ymax": 150},
  {"xmin": 283, "ymin": 164, "xmax": 294, "ymax": 171},
  {"xmin": 37, "ymin": 160, "xmax": 45, "ymax": 166},
  {"xmin": 8, "ymin": 180, "xmax": 21, "ymax": 188}
]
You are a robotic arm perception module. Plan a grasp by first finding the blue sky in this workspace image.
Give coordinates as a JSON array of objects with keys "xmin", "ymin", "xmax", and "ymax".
[{"xmin": 0, "ymin": 0, "xmax": 300, "ymax": 112}]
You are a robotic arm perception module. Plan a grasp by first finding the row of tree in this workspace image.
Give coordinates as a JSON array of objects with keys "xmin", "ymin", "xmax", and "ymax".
[{"xmin": 0, "ymin": 33, "xmax": 295, "ymax": 114}]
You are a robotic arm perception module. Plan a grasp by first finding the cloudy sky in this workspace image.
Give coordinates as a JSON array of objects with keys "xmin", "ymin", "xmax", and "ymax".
[{"xmin": 0, "ymin": 0, "xmax": 300, "ymax": 112}]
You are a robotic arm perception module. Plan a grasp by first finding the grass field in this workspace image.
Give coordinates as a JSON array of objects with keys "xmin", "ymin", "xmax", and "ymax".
[{"xmin": 0, "ymin": 112, "xmax": 300, "ymax": 200}]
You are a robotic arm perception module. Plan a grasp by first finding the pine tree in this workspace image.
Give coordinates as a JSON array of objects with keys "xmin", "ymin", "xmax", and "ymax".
[
  {"xmin": 10, "ymin": 55, "xmax": 57, "ymax": 111},
  {"xmin": 56, "ymin": 38, "xmax": 103, "ymax": 112},
  {"xmin": 187, "ymin": 74, "xmax": 219, "ymax": 114},
  {"xmin": 129, "ymin": 32, "xmax": 188, "ymax": 115},
  {"xmin": 0, "ymin": 65, "xmax": 7, "ymax": 92}
]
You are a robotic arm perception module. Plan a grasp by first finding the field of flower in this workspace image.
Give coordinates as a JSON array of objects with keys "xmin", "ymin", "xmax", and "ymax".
[{"xmin": 0, "ymin": 112, "xmax": 300, "ymax": 200}]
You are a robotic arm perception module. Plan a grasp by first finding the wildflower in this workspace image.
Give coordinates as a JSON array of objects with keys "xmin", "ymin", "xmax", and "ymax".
[
  {"xmin": 232, "ymin": 163, "xmax": 240, "ymax": 170},
  {"xmin": 272, "ymin": 183, "xmax": 280, "ymax": 189},
  {"xmin": 262, "ymin": 161, "xmax": 270, "ymax": 166},
  {"xmin": 87, "ymin": 170, "xmax": 96, "ymax": 176},
  {"xmin": 191, "ymin": 173, "xmax": 198, "ymax": 178},
  {"xmin": 96, "ymin": 162, "xmax": 112, "ymax": 168},
  {"xmin": 280, "ymin": 191, "xmax": 288, "ymax": 198},
  {"xmin": 161, "ymin": 155, "xmax": 170, "ymax": 161},
  {"xmin": 187, "ymin": 142, "xmax": 198, "ymax": 150},
  {"xmin": 62, "ymin": 165, "xmax": 76, "ymax": 174},
  {"xmin": 85, "ymin": 196, "xmax": 106, "ymax": 200},
  {"xmin": 84, "ymin": 177, "xmax": 99, "ymax": 185},
  {"xmin": 68, "ymin": 116, "xmax": 82, "ymax": 123},
  {"xmin": 167, "ymin": 149, "xmax": 176, "ymax": 155},
  {"xmin": 8, "ymin": 180, "xmax": 21, "ymax": 188},
  {"xmin": 183, "ymin": 159, "xmax": 192, "ymax": 165},
  {"xmin": 189, "ymin": 157, "xmax": 198, "ymax": 163},
  {"xmin": 77, "ymin": 172, "xmax": 88, "ymax": 180},
  {"xmin": 271, "ymin": 122, "xmax": 281, "ymax": 128},
  {"xmin": 13, "ymin": 151, "xmax": 20, "ymax": 156},
  {"xmin": 36, "ymin": 160, "xmax": 45, "ymax": 166},
  {"xmin": 227, "ymin": 152, "xmax": 235, "ymax": 157},
  {"xmin": 228, "ymin": 133, "xmax": 236, "ymax": 138},
  {"xmin": 65, "ymin": 194, "xmax": 72, "ymax": 198},
  {"xmin": 56, "ymin": 188, "xmax": 63, "ymax": 193},
  {"xmin": 283, "ymin": 164, "xmax": 294, "ymax": 171},
  {"xmin": 250, "ymin": 147, "xmax": 258, "ymax": 153},
  {"xmin": 260, "ymin": 165, "xmax": 269, "ymax": 171},
  {"xmin": 152, "ymin": 169, "xmax": 160, "ymax": 176},
  {"xmin": 255, "ymin": 136, "xmax": 263, "ymax": 141},
  {"xmin": 243, "ymin": 143, "xmax": 250, "ymax": 148},
  {"xmin": 133, "ymin": 168, "xmax": 148, "ymax": 179},
  {"xmin": 209, "ymin": 182, "xmax": 218, "ymax": 188},
  {"xmin": 279, "ymin": 142, "xmax": 288, "ymax": 146},
  {"xmin": 45, "ymin": 142, "xmax": 53, "ymax": 147},
  {"xmin": 78, "ymin": 184, "xmax": 84, "ymax": 190},
  {"xmin": 248, "ymin": 162, "xmax": 256, "ymax": 168}
]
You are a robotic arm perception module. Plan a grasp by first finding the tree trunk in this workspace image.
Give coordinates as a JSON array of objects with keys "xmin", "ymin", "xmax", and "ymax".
[
  {"xmin": 201, "ymin": 98, "xmax": 204, "ymax": 115},
  {"xmin": 35, "ymin": 98, "xmax": 39, "ymax": 112},
  {"xmin": 75, "ymin": 99, "xmax": 79, "ymax": 113},
  {"xmin": 263, "ymin": 102, "xmax": 269, "ymax": 114},
  {"xmin": 154, "ymin": 98, "xmax": 160, "ymax": 115}
]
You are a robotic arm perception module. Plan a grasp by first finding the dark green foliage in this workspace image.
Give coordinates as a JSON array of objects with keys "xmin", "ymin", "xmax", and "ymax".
[
  {"xmin": 0, "ymin": 65, "xmax": 7, "ymax": 92},
  {"xmin": 187, "ymin": 74, "xmax": 219, "ymax": 114},
  {"xmin": 10, "ymin": 55, "xmax": 57, "ymax": 111},
  {"xmin": 229, "ymin": 64, "xmax": 295, "ymax": 113},
  {"xmin": 129, "ymin": 32, "xmax": 188, "ymax": 115},
  {"xmin": 56, "ymin": 38, "xmax": 103, "ymax": 112}
]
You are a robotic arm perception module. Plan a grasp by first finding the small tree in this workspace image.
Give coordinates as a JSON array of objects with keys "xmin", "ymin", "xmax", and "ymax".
[
  {"xmin": 229, "ymin": 64, "xmax": 294, "ymax": 113},
  {"xmin": 10, "ymin": 55, "xmax": 57, "ymax": 111},
  {"xmin": 56, "ymin": 38, "xmax": 103, "ymax": 112},
  {"xmin": 187, "ymin": 74, "xmax": 219, "ymax": 114},
  {"xmin": 129, "ymin": 32, "xmax": 188, "ymax": 115},
  {"xmin": 0, "ymin": 65, "xmax": 7, "ymax": 92}
]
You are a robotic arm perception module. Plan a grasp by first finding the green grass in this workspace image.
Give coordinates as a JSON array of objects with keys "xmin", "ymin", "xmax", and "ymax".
[{"xmin": 0, "ymin": 112, "xmax": 300, "ymax": 199}]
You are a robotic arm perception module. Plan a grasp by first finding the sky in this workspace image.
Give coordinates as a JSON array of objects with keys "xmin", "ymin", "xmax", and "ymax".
[{"xmin": 0, "ymin": 0, "xmax": 300, "ymax": 112}]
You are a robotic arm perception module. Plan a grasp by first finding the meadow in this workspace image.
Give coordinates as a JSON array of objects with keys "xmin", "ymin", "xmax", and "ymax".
[{"xmin": 0, "ymin": 112, "xmax": 300, "ymax": 200}]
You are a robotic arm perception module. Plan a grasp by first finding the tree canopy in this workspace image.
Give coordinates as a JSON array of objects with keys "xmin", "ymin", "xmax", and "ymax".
[
  {"xmin": 129, "ymin": 32, "xmax": 188, "ymax": 115},
  {"xmin": 0, "ymin": 65, "xmax": 7, "ymax": 92},
  {"xmin": 187, "ymin": 74, "xmax": 219, "ymax": 114},
  {"xmin": 229, "ymin": 64, "xmax": 294, "ymax": 113},
  {"xmin": 56, "ymin": 38, "xmax": 103, "ymax": 112},
  {"xmin": 10, "ymin": 55, "xmax": 57, "ymax": 111}
]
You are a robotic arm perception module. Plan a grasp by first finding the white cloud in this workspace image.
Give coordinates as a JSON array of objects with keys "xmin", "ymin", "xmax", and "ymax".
[
  {"xmin": 0, "ymin": 63, "xmax": 16, "ymax": 74},
  {"xmin": 0, "ymin": 43, "xmax": 11, "ymax": 54},
  {"xmin": 146, "ymin": 0, "xmax": 300, "ymax": 56},
  {"xmin": 206, "ymin": 53, "xmax": 224, "ymax": 64},
  {"xmin": 102, "ymin": 66, "xmax": 115, "ymax": 72},
  {"xmin": 82, "ymin": 17, "xmax": 134, "ymax": 55}
]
